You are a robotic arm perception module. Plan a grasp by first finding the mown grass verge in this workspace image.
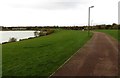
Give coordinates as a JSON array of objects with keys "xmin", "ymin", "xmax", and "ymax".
[
  {"xmin": 96, "ymin": 30, "xmax": 119, "ymax": 41},
  {"xmin": 2, "ymin": 30, "xmax": 92, "ymax": 77}
]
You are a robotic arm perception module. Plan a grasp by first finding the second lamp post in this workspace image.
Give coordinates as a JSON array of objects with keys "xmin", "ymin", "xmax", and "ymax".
[{"xmin": 88, "ymin": 6, "xmax": 94, "ymax": 36}]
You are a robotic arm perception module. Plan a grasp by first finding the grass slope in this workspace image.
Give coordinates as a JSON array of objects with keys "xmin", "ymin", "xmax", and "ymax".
[
  {"xmin": 96, "ymin": 30, "xmax": 119, "ymax": 41},
  {"xmin": 3, "ymin": 30, "xmax": 91, "ymax": 77}
]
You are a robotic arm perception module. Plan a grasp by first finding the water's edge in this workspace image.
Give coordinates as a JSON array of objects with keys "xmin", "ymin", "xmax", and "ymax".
[{"xmin": 0, "ymin": 31, "xmax": 35, "ymax": 43}]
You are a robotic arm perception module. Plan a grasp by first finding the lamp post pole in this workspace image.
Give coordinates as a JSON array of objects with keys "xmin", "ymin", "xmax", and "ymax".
[{"xmin": 88, "ymin": 6, "xmax": 94, "ymax": 37}]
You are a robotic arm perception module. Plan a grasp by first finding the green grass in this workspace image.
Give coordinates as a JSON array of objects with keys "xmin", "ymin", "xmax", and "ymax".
[
  {"xmin": 96, "ymin": 30, "xmax": 119, "ymax": 41},
  {"xmin": 2, "ymin": 30, "xmax": 92, "ymax": 77}
]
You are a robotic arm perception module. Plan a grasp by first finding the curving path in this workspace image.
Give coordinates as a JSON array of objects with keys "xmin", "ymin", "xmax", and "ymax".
[{"xmin": 50, "ymin": 32, "xmax": 119, "ymax": 77}]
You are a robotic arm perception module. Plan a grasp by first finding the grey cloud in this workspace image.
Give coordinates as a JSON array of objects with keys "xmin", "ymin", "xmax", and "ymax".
[
  {"xmin": 51, "ymin": 2, "xmax": 80, "ymax": 9},
  {"xmin": 37, "ymin": 0, "xmax": 90, "ymax": 10},
  {"xmin": 10, "ymin": 0, "xmax": 90, "ymax": 10}
]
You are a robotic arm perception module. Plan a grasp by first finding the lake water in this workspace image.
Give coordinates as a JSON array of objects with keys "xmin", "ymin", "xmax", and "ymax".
[{"xmin": 0, "ymin": 31, "xmax": 35, "ymax": 43}]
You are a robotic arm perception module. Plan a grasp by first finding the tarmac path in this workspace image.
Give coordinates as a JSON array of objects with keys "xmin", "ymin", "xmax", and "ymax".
[{"xmin": 51, "ymin": 32, "xmax": 119, "ymax": 77}]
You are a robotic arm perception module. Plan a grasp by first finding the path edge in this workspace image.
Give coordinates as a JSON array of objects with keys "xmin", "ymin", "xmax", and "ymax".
[{"xmin": 48, "ymin": 33, "xmax": 94, "ymax": 78}]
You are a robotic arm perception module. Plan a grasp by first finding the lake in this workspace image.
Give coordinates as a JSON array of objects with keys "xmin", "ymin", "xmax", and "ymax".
[{"xmin": 0, "ymin": 31, "xmax": 36, "ymax": 43}]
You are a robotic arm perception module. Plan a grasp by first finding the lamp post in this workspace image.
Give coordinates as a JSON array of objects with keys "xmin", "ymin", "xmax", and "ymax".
[{"xmin": 88, "ymin": 6, "xmax": 94, "ymax": 36}]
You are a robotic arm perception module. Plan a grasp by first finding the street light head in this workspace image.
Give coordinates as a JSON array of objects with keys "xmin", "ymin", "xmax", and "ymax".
[{"xmin": 90, "ymin": 6, "xmax": 94, "ymax": 8}]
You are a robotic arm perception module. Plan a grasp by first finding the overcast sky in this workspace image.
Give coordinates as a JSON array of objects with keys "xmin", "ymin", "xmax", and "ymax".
[{"xmin": 0, "ymin": 0, "xmax": 119, "ymax": 26}]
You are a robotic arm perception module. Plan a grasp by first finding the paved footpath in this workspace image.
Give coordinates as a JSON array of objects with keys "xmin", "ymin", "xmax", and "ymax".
[{"xmin": 51, "ymin": 32, "xmax": 119, "ymax": 76}]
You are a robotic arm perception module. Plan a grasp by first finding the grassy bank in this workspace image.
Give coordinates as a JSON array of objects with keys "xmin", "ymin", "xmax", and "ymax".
[
  {"xmin": 96, "ymin": 30, "xmax": 119, "ymax": 41},
  {"xmin": 3, "ymin": 30, "xmax": 92, "ymax": 77}
]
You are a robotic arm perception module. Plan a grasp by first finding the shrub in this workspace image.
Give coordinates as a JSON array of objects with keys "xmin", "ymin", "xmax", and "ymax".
[
  {"xmin": 46, "ymin": 29, "xmax": 54, "ymax": 35},
  {"xmin": 2, "ymin": 42, "xmax": 8, "ymax": 44},
  {"xmin": 19, "ymin": 39, "xmax": 23, "ymax": 41},
  {"xmin": 19, "ymin": 38, "xmax": 28, "ymax": 41},
  {"xmin": 28, "ymin": 37, "xmax": 34, "ymax": 39},
  {"xmin": 39, "ymin": 31, "xmax": 47, "ymax": 36},
  {"xmin": 34, "ymin": 31, "xmax": 40, "ymax": 37},
  {"xmin": 39, "ymin": 29, "xmax": 54, "ymax": 36},
  {"xmin": 8, "ymin": 37, "xmax": 17, "ymax": 42}
]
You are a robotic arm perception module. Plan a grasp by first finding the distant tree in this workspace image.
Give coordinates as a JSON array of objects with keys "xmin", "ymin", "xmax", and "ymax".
[
  {"xmin": 112, "ymin": 23, "xmax": 117, "ymax": 26},
  {"xmin": 105, "ymin": 25, "xmax": 111, "ymax": 29},
  {"xmin": 34, "ymin": 31, "xmax": 40, "ymax": 37}
]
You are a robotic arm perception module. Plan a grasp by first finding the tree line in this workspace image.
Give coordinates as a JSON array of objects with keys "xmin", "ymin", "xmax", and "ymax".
[{"xmin": 1, "ymin": 23, "xmax": 120, "ymax": 31}]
